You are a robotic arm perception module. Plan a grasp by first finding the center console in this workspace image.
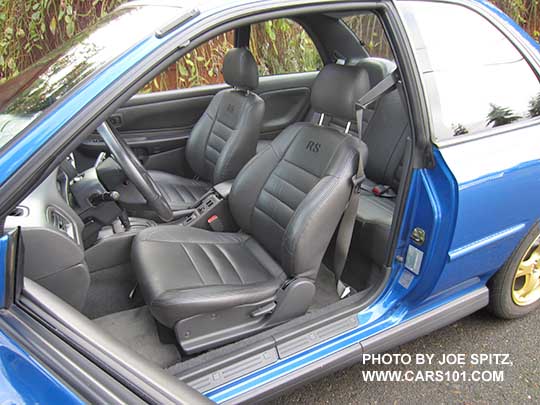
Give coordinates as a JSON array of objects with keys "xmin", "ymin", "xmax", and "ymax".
[{"xmin": 181, "ymin": 180, "xmax": 237, "ymax": 232}]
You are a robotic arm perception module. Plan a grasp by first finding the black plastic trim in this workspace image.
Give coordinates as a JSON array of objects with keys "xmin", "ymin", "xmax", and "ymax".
[
  {"xmin": 228, "ymin": 287, "xmax": 489, "ymax": 404},
  {"xmin": 155, "ymin": 9, "xmax": 200, "ymax": 38}
]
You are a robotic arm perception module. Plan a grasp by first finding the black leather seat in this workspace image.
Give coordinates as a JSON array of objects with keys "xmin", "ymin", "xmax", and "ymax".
[
  {"xmin": 144, "ymin": 48, "xmax": 265, "ymax": 212},
  {"xmin": 320, "ymin": 56, "xmax": 408, "ymax": 267},
  {"xmin": 133, "ymin": 64, "xmax": 368, "ymax": 353}
]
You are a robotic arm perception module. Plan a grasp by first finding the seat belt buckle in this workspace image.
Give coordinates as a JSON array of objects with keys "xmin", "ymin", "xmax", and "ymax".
[
  {"xmin": 372, "ymin": 185, "xmax": 387, "ymax": 197},
  {"xmin": 351, "ymin": 174, "xmax": 365, "ymax": 194},
  {"xmin": 372, "ymin": 184, "xmax": 396, "ymax": 198},
  {"xmin": 207, "ymin": 215, "xmax": 224, "ymax": 232}
]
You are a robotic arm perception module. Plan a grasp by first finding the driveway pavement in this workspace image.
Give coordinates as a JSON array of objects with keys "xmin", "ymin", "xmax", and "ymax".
[{"xmin": 271, "ymin": 308, "xmax": 540, "ymax": 404}]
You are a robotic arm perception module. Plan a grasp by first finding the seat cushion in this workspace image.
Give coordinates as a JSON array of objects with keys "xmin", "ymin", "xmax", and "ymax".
[
  {"xmin": 148, "ymin": 170, "xmax": 210, "ymax": 211},
  {"xmin": 132, "ymin": 226, "xmax": 287, "ymax": 327},
  {"xmin": 356, "ymin": 179, "xmax": 396, "ymax": 266}
]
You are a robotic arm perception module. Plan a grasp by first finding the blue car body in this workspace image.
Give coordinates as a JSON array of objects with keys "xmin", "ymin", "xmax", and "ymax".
[{"xmin": 0, "ymin": 0, "xmax": 539, "ymax": 403}]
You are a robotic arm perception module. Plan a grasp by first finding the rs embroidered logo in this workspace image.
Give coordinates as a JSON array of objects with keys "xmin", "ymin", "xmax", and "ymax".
[
  {"xmin": 226, "ymin": 104, "xmax": 235, "ymax": 113},
  {"xmin": 306, "ymin": 141, "xmax": 321, "ymax": 152}
]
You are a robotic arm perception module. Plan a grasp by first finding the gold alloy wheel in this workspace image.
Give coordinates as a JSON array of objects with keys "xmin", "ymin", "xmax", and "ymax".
[{"xmin": 512, "ymin": 235, "xmax": 540, "ymax": 306}]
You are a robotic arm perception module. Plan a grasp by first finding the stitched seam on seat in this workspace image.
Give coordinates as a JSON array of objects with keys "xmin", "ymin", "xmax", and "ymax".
[
  {"xmin": 247, "ymin": 147, "xmax": 282, "ymax": 230},
  {"xmin": 282, "ymin": 159, "xmax": 320, "ymax": 180},
  {"xmin": 283, "ymin": 177, "xmax": 339, "ymax": 275},
  {"xmin": 206, "ymin": 141, "xmax": 221, "ymax": 157},
  {"xmin": 273, "ymin": 172, "xmax": 308, "ymax": 195},
  {"xmin": 322, "ymin": 134, "xmax": 350, "ymax": 176},
  {"xmin": 214, "ymin": 120, "xmax": 234, "ymax": 136},
  {"xmin": 214, "ymin": 98, "xmax": 255, "ymax": 184},
  {"xmin": 244, "ymin": 240, "xmax": 284, "ymax": 280},
  {"xmin": 201, "ymin": 97, "xmax": 222, "ymax": 179},
  {"xmin": 194, "ymin": 243, "xmax": 224, "ymax": 284},
  {"xmin": 200, "ymin": 243, "xmax": 242, "ymax": 284},
  {"xmin": 180, "ymin": 244, "xmax": 206, "ymax": 285},
  {"xmin": 214, "ymin": 244, "xmax": 245, "ymax": 284},
  {"xmin": 254, "ymin": 206, "xmax": 286, "ymax": 230},
  {"xmin": 261, "ymin": 188, "xmax": 295, "ymax": 212}
]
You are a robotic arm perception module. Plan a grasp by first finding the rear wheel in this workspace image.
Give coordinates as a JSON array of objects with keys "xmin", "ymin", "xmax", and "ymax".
[{"xmin": 488, "ymin": 223, "xmax": 540, "ymax": 319}]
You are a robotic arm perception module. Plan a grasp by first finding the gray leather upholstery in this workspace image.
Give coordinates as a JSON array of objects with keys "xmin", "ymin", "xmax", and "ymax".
[
  {"xmin": 133, "ymin": 227, "xmax": 286, "ymax": 327},
  {"xmin": 311, "ymin": 64, "xmax": 370, "ymax": 121},
  {"xmin": 222, "ymin": 47, "xmax": 259, "ymax": 91},
  {"xmin": 356, "ymin": 88, "xmax": 410, "ymax": 266},
  {"xmin": 148, "ymin": 171, "xmax": 210, "ymax": 211},
  {"xmin": 133, "ymin": 64, "xmax": 362, "ymax": 338},
  {"xmin": 147, "ymin": 48, "xmax": 264, "ymax": 212},
  {"xmin": 185, "ymin": 87, "xmax": 264, "ymax": 185}
]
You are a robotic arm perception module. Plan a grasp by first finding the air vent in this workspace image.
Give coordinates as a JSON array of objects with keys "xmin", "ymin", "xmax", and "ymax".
[{"xmin": 47, "ymin": 207, "xmax": 76, "ymax": 242}]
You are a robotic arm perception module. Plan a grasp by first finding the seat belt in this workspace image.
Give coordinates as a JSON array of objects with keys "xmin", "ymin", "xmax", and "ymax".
[
  {"xmin": 333, "ymin": 69, "xmax": 400, "ymax": 298},
  {"xmin": 356, "ymin": 68, "xmax": 399, "ymax": 138}
]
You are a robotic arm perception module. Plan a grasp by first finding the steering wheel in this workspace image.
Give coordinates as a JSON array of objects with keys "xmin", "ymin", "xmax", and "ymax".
[{"xmin": 97, "ymin": 122, "xmax": 174, "ymax": 222}]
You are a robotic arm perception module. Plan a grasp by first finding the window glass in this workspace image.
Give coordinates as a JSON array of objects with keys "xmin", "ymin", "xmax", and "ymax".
[
  {"xmin": 0, "ymin": 5, "xmax": 181, "ymax": 150},
  {"xmin": 249, "ymin": 19, "xmax": 322, "ymax": 76},
  {"xmin": 399, "ymin": 1, "xmax": 540, "ymax": 140},
  {"xmin": 140, "ymin": 18, "xmax": 323, "ymax": 93},
  {"xmin": 140, "ymin": 31, "xmax": 235, "ymax": 93},
  {"xmin": 342, "ymin": 14, "xmax": 394, "ymax": 60}
]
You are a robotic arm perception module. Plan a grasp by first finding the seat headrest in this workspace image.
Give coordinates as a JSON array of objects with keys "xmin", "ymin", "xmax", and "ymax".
[
  {"xmin": 222, "ymin": 48, "xmax": 259, "ymax": 91},
  {"xmin": 311, "ymin": 64, "xmax": 370, "ymax": 121},
  {"xmin": 347, "ymin": 57, "xmax": 396, "ymax": 87}
]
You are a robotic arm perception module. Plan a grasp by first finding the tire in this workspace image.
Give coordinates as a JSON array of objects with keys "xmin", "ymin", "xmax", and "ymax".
[{"xmin": 488, "ymin": 222, "xmax": 540, "ymax": 319}]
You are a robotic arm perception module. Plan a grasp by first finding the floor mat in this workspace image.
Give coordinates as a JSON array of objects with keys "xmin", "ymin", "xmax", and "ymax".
[
  {"xmin": 95, "ymin": 306, "xmax": 181, "ymax": 368},
  {"xmin": 83, "ymin": 263, "xmax": 145, "ymax": 319}
]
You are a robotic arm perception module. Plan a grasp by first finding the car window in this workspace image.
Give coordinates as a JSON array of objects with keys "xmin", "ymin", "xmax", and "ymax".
[
  {"xmin": 0, "ymin": 5, "xmax": 185, "ymax": 151},
  {"xmin": 140, "ymin": 19, "xmax": 322, "ymax": 93},
  {"xmin": 140, "ymin": 31, "xmax": 235, "ymax": 93},
  {"xmin": 399, "ymin": 1, "xmax": 540, "ymax": 141},
  {"xmin": 249, "ymin": 19, "xmax": 323, "ymax": 76},
  {"xmin": 341, "ymin": 14, "xmax": 394, "ymax": 60}
]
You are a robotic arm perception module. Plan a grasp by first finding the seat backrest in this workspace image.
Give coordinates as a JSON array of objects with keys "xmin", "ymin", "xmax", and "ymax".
[
  {"xmin": 347, "ymin": 57, "xmax": 409, "ymax": 189},
  {"xmin": 186, "ymin": 48, "xmax": 265, "ymax": 185},
  {"xmin": 362, "ymin": 88, "xmax": 410, "ymax": 190},
  {"xmin": 229, "ymin": 64, "xmax": 368, "ymax": 281}
]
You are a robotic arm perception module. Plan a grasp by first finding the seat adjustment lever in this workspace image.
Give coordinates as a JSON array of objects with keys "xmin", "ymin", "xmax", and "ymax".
[{"xmin": 250, "ymin": 302, "xmax": 276, "ymax": 318}]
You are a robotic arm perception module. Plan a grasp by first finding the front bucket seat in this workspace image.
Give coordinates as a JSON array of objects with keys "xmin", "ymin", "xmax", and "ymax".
[
  {"xmin": 132, "ymin": 64, "xmax": 368, "ymax": 353},
  {"xmin": 138, "ymin": 48, "xmax": 265, "ymax": 214}
]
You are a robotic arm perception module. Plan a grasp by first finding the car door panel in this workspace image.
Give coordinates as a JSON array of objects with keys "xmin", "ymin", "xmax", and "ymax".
[{"xmin": 76, "ymin": 72, "xmax": 317, "ymax": 173}]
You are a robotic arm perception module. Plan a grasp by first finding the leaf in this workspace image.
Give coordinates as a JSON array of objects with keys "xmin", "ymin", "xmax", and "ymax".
[
  {"xmin": 179, "ymin": 65, "xmax": 188, "ymax": 76},
  {"xmin": 31, "ymin": 11, "xmax": 40, "ymax": 21},
  {"xmin": 66, "ymin": 20, "xmax": 75, "ymax": 37},
  {"xmin": 50, "ymin": 17, "xmax": 57, "ymax": 34},
  {"xmin": 67, "ymin": 5, "xmax": 73, "ymax": 16},
  {"xmin": 16, "ymin": 28, "xmax": 25, "ymax": 38}
]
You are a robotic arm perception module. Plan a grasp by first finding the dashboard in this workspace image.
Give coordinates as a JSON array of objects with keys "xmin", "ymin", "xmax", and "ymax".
[{"xmin": 5, "ymin": 166, "xmax": 84, "ymax": 246}]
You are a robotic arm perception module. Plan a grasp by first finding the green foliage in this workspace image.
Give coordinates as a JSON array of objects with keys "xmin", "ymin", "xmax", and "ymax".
[
  {"xmin": 2, "ymin": 0, "xmax": 540, "ymax": 94},
  {"xmin": 487, "ymin": 103, "xmax": 522, "ymax": 127},
  {"xmin": 342, "ymin": 14, "xmax": 394, "ymax": 60},
  {"xmin": 141, "ymin": 19, "xmax": 324, "ymax": 93},
  {"xmin": 528, "ymin": 92, "xmax": 540, "ymax": 117},
  {"xmin": 492, "ymin": 0, "xmax": 540, "ymax": 40},
  {"xmin": 0, "ymin": 0, "xmax": 125, "ymax": 81}
]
